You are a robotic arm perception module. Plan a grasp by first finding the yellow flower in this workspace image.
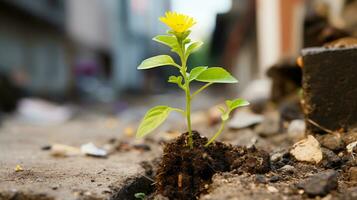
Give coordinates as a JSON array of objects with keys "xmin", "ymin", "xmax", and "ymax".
[{"xmin": 159, "ymin": 12, "xmax": 196, "ymax": 33}]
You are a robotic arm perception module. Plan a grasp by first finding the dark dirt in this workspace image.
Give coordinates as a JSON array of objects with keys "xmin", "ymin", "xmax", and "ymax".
[{"xmin": 155, "ymin": 131, "xmax": 270, "ymax": 200}]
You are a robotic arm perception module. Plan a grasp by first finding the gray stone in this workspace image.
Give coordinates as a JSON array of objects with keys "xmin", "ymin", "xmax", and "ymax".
[
  {"xmin": 299, "ymin": 169, "xmax": 338, "ymax": 197},
  {"xmin": 321, "ymin": 148, "xmax": 342, "ymax": 169},
  {"xmin": 318, "ymin": 133, "xmax": 344, "ymax": 151},
  {"xmin": 278, "ymin": 165, "xmax": 296, "ymax": 174}
]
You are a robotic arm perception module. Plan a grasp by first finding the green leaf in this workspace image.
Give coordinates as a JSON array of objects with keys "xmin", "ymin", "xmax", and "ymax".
[
  {"xmin": 137, "ymin": 106, "xmax": 174, "ymax": 138},
  {"xmin": 138, "ymin": 55, "xmax": 177, "ymax": 69},
  {"xmin": 226, "ymin": 98, "xmax": 250, "ymax": 111},
  {"xmin": 153, "ymin": 35, "xmax": 180, "ymax": 54},
  {"xmin": 195, "ymin": 67, "xmax": 238, "ymax": 83},
  {"xmin": 186, "ymin": 41, "xmax": 203, "ymax": 56},
  {"xmin": 188, "ymin": 66, "xmax": 207, "ymax": 82}
]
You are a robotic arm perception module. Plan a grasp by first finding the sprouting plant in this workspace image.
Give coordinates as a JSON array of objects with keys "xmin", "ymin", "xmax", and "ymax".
[
  {"xmin": 136, "ymin": 12, "xmax": 249, "ymax": 148},
  {"xmin": 134, "ymin": 192, "xmax": 146, "ymax": 200}
]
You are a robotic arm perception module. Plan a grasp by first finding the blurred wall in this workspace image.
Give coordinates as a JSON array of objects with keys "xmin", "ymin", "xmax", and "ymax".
[
  {"xmin": 0, "ymin": 0, "xmax": 71, "ymax": 97},
  {"xmin": 110, "ymin": 0, "xmax": 170, "ymax": 92}
]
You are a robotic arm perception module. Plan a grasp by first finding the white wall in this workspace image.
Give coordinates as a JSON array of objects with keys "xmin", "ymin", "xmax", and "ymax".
[
  {"xmin": 66, "ymin": 0, "xmax": 111, "ymax": 50},
  {"xmin": 256, "ymin": 0, "xmax": 281, "ymax": 77}
]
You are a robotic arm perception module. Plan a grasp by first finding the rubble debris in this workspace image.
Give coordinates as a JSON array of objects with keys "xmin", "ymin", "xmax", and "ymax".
[
  {"xmin": 50, "ymin": 144, "xmax": 82, "ymax": 157},
  {"xmin": 81, "ymin": 143, "xmax": 107, "ymax": 158},
  {"xmin": 290, "ymin": 135, "xmax": 323, "ymax": 164},
  {"xmin": 297, "ymin": 169, "xmax": 338, "ymax": 197}
]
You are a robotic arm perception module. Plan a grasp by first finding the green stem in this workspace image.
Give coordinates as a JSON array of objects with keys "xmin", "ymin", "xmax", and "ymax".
[
  {"xmin": 178, "ymin": 36, "xmax": 193, "ymax": 148},
  {"xmin": 205, "ymin": 120, "xmax": 226, "ymax": 146},
  {"xmin": 185, "ymin": 84, "xmax": 193, "ymax": 148},
  {"xmin": 191, "ymin": 82, "xmax": 213, "ymax": 98}
]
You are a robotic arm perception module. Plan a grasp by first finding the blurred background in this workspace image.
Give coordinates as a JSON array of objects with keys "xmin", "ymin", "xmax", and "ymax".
[{"xmin": 0, "ymin": 0, "xmax": 356, "ymax": 119}]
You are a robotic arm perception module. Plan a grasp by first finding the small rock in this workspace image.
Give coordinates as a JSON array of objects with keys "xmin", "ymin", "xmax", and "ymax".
[
  {"xmin": 298, "ymin": 169, "xmax": 338, "ymax": 197},
  {"xmin": 228, "ymin": 111, "xmax": 264, "ymax": 129},
  {"xmin": 271, "ymin": 149, "xmax": 289, "ymax": 162},
  {"xmin": 269, "ymin": 175, "xmax": 280, "ymax": 183},
  {"xmin": 278, "ymin": 165, "xmax": 296, "ymax": 174},
  {"xmin": 287, "ymin": 120, "xmax": 305, "ymax": 142},
  {"xmin": 349, "ymin": 167, "xmax": 357, "ymax": 182},
  {"xmin": 267, "ymin": 186, "xmax": 279, "ymax": 193},
  {"xmin": 255, "ymin": 112, "xmax": 280, "ymax": 137},
  {"xmin": 255, "ymin": 174, "xmax": 267, "ymax": 184},
  {"xmin": 321, "ymin": 148, "xmax": 342, "ymax": 169},
  {"xmin": 50, "ymin": 144, "xmax": 82, "ymax": 157},
  {"xmin": 318, "ymin": 133, "xmax": 344, "ymax": 151},
  {"xmin": 81, "ymin": 143, "xmax": 107, "ymax": 157},
  {"xmin": 270, "ymin": 150, "xmax": 291, "ymax": 169},
  {"xmin": 133, "ymin": 144, "xmax": 151, "ymax": 151},
  {"xmin": 290, "ymin": 135, "xmax": 323, "ymax": 164},
  {"xmin": 343, "ymin": 128, "xmax": 357, "ymax": 144},
  {"xmin": 41, "ymin": 145, "xmax": 52, "ymax": 151}
]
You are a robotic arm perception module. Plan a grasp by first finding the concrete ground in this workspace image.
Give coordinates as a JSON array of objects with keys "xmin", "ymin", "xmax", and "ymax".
[{"xmin": 0, "ymin": 112, "xmax": 157, "ymax": 200}]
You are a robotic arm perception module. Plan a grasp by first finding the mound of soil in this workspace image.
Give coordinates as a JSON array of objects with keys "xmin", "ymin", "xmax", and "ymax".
[{"xmin": 156, "ymin": 131, "xmax": 270, "ymax": 200}]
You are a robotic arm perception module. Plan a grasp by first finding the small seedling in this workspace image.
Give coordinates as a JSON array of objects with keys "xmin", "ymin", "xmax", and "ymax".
[
  {"xmin": 134, "ymin": 192, "xmax": 146, "ymax": 200},
  {"xmin": 136, "ymin": 12, "xmax": 249, "ymax": 148}
]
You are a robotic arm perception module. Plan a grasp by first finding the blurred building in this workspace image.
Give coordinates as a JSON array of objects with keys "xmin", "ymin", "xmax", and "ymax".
[
  {"xmin": 0, "ymin": 0, "xmax": 71, "ymax": 98},
  {"xmin": 0, "ymin": 0, "xmax": 171, "ymax": 101}
]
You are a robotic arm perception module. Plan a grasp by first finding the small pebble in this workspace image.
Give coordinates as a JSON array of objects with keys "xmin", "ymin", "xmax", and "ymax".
[
  {"xmin": 267, "ymin": 186, "xmax": 279, "ymax": 193},
  {"xmin": 255, "ymin": 175, "xmax": 267, "ymax": 184},
  {"xmin": 278, "ymin": 165, "xmax": 295, "ymax": 174},
  {"xmin": 349, "ymin": 167, "xmax": 357, "ymax": 182},
  {"xmin": 269, "ymin": 175, "xmax": 280, "ymax": 183}
]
